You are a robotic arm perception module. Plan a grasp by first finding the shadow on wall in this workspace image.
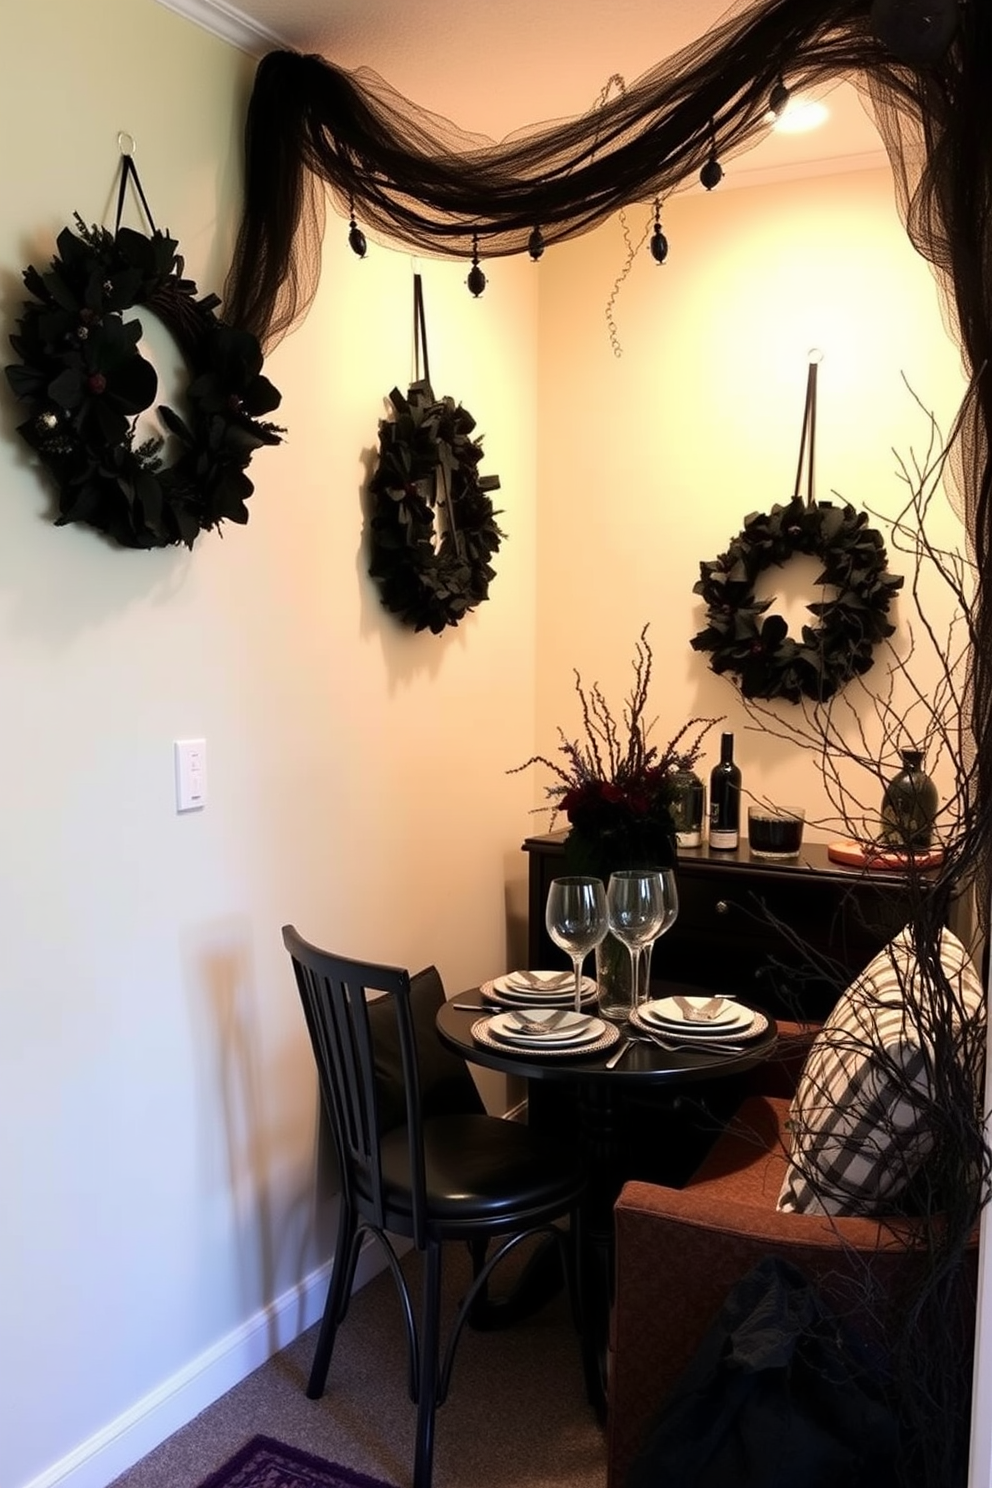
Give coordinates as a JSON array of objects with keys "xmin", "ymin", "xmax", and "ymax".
[{"xmin": 184, "ymin": 918, "xmax": 326, "ymax": 1348}]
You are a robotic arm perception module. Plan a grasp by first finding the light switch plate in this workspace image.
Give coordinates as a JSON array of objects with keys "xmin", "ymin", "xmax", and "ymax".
[{"xmin": 175, "ymin": 738, "xmax": 207, "ymax": 812}]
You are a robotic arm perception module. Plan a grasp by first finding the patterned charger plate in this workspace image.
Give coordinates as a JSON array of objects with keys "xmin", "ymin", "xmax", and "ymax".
[{"xmin": 471, "ymin": 1015, "xmax": 619, "ymax": 1058}]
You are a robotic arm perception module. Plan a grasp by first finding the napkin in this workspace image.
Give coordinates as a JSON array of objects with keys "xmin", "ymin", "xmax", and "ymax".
[{"xmin": 673, "ymin": 994, "xmax": 729, "ymax": 1023}]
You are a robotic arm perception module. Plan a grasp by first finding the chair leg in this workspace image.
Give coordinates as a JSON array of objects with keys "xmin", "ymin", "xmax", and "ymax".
[
  {"xmin": 307, "ymin": 1200, "xmax": 359, "ymax": 1399},
  {"xmin": 564, "ymin": 1203, "xmax": 583, "ymax": 1334},
  {"xmin": 466, "ymin": 1235, "xmax": 491, "ymax": 1327},
  {"xmin": 413, "ymin": 1241, "xmax": 443, "ymax": 1488}
]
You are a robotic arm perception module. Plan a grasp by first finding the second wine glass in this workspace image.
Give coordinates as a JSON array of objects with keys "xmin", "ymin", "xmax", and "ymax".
[
  {"xmin": 606, "ymin": 869, "xmax": 677, "ymax": 1010},
  {"xmin": 545, "ymin": 876, "xmax": 609, "ymax": 1013},
  {"xmin": 637, "ymin": 870, "xmax": 679, "ymax": 1001}
]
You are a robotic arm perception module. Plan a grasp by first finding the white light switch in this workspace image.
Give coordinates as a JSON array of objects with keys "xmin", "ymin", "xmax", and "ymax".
[{"xmin": 175, "ymin": 738, "xmax": 207, "ymax": 812}]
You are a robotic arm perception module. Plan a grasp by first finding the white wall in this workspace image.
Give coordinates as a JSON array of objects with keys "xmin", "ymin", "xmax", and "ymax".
[{"xmin": 0, "ymin": 6, "xmax": 538, "ymax": 1486}]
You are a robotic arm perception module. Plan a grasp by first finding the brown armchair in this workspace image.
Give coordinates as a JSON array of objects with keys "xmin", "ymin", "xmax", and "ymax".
[{"xmin": 606, "ymin": 1025, "xmax": 979, "ymax": 1488}]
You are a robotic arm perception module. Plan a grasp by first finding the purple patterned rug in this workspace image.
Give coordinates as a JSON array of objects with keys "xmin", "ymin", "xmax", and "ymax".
[{"xmin": 196, "ymin": 1436, "xmax": 400, "ymax": 1488}]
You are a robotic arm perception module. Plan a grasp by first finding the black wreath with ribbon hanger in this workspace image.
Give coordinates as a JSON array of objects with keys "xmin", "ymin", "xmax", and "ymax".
[
  {"xmin": 4, "ymin": 146, "xmax": 283, "ymax": 550},
  {"xmin": 367, "ymin": 275, "xmax": 503, "ymax": 633},
  {"xmin": 690, "ymin": 357, "xmax": 903, "ymax": 704}
]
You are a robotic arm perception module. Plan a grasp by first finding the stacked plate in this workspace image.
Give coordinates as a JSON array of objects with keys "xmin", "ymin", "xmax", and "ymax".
[
  {"xmin": 481, "ymin": 969, "xmax": 598, "ymax": 1009},
  {"xmin": 631, "ymin": 994, "xmax": 766, "ymax": 1044},
  {"xmin": 472, "ymin": 1006, "xmax": 617, "ymax": 1057}
]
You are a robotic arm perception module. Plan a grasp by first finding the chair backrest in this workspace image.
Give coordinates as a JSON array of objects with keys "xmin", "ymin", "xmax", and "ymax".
[{"xmin": 282, "ymin": 926, "xmax": 430, "ymax": 1245}]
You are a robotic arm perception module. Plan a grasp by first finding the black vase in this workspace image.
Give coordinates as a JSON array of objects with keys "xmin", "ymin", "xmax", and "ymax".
[
  {"xmin": 880, "ymin": 748, "xmax": 938, "ymax": 850},
  {"xmin": 562, "ymin": 817, "xmax": 677, "ymax": 881}
]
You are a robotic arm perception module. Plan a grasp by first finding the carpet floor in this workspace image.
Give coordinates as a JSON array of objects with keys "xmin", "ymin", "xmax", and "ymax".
[{"xmin": 108, "ymin": 1240, "xmax": 607, "ymax": 1488}]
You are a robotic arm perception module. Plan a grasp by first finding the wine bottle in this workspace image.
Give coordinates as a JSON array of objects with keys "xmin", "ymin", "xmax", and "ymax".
[{"xmin": 709, "ymin": 732, "xmax": 741, "ymax": 850}]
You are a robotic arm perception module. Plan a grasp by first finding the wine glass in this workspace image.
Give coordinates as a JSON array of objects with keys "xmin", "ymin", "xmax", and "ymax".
[
  {"xmin": 637, "ymin": 870, "xmax": 679, "ymax": 1002},
  {"xmin": 545, "ymin": 876, "xmax": 609, "ymax": 1013},
  {"xmin": 606, "ymin": 870, "xmax": 677, "ymax": 1010}
]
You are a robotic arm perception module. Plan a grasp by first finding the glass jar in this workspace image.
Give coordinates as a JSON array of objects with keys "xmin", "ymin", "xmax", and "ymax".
[{"xmin": 669, "ymin": 767, "xmax": 705, "ymax": 848}]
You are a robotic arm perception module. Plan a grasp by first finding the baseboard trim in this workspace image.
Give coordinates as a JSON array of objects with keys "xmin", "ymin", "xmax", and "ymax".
[{"xmin": 20, "ymin": 1237, "xmax": 395, "ymax": 1488}]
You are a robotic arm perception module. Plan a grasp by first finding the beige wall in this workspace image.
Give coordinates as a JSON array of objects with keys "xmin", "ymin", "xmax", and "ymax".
[
  {"xmin": 0, "ymin": 7, "xmax": 979, "ymax": 1488},
  {"xmin": 0, "ymin": 5, "xmax": 538, "ymax": 1486},
  {"xmin": 535, "ymin": 169, "xmax": 968, "ymax": 839}
]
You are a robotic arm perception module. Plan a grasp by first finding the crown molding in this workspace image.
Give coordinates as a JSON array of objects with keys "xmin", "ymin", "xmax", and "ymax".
[{"xmin": 151, "ymin": 0, "xmax": 283, "ymax": 55}]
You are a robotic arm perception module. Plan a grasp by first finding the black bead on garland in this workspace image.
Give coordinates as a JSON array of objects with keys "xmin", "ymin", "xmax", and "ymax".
[
  {"xmin": 367, "ymin": 380, "xmax": 503, "ymax": 634},
  {"xmin": 5, "ymin": 213, "xmax": 283, "ymax": 550},
  {"xmin": 690, "ymin": 496, "xmax": 904, "ymax": 704}
]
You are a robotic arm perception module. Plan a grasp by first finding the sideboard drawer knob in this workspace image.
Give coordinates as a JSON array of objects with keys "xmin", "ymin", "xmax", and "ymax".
[{"xmin": 715, "ymin": 899, "xmax": 729, "ymax": 915}]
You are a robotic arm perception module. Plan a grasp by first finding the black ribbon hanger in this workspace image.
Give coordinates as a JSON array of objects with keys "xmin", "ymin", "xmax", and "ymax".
[
  {"xmin": 115, "ymin": 133, "xmax": 156, "ymax": 235},
  {"xmin": 413, "ymin": 271, "xmax": 431, "ymax": 393},
  {"xmin": 793, "ymin": 350, "xmax": 822, "ymax": 507}
]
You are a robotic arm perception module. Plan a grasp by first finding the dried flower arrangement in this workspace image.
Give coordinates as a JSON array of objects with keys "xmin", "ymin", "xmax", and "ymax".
[{"xmin": 510, "ymin": 625, "xmax": 720, "ymax": 876}]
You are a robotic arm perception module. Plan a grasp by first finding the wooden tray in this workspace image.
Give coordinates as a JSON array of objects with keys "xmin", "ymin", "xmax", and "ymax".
[{"xmin": 827, "ymin": 838, "xmax": 945, "ymax": 871}]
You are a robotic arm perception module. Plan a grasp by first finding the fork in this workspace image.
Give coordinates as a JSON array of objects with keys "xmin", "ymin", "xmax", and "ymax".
[
  {"xmin": 604, "ymin": 1036, "xmax": 632, "ymax": 1069},
  {"xmin": 631, "ymin": 1030, "xmax": 745, "ymax": 1055}
]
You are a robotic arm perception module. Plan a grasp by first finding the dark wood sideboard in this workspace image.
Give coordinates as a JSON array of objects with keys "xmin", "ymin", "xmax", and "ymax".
[{"xmin": 523, "ymin": 830, "xmax": 935, "ymax": 1021}]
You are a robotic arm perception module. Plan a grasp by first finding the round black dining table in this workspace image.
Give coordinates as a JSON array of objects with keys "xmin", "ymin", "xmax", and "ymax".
[{"xmin": 436, "ymin": 985, "xmax": 778, "ymax": 1414}]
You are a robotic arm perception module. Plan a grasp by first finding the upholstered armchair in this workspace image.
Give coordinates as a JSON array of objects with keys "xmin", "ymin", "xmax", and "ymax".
[{"xmin": 607, "ymin": 925, "xmax": 984, "ymax": 1488}]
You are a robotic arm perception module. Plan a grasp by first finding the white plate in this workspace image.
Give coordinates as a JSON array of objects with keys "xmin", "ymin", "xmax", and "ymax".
[
  {"xmin": 494, "ymin": 971, "xmax": 595, "ymax": 997},
  {"xmin": 640, "ymin": 996, "xmax": 755, "ymax": 1034},
  {"xmin": 487, "ymin": 1010, "xmax": 605, "ymax": 1048}
]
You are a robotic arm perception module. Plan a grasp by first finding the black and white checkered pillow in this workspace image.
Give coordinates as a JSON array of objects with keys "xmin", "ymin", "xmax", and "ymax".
[{"xmin": 777, "ymin": 927, "xmax": 984, "ymax": 1216}]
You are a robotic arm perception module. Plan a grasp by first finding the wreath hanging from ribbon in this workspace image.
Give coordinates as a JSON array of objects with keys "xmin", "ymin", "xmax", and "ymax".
[
  {"xmin": 367, "ymin": 275, "xmax": 503, "ymax": 634},
  {"xmin": 4, "ymin": 150, "xmax": 283, "ymax": 550},
  {"xmin": 690, "ymin": 357, "xmax": 903, "ymax": 704}
]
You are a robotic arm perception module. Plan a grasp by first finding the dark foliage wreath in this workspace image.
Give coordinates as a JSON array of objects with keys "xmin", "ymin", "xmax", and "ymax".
[
  {"xmin": 690, "ymin": 496, "xmax": 904, "ymax": 704},
  {"xmin": 5, "ymin": 215, "xmax": 283, "ymax": 549},
  {"xmin": 367, "ymin": 379, "xmax": 503, "ymax": 634}
]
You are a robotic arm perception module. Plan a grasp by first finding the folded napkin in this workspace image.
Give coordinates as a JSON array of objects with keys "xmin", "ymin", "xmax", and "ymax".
[
  {"xmin": 509, "ymin": 1009, "xmax": 571, "ymax": 1034},
  {"xmin": 673, "ymin": 993, "xmax": 730, "ymax": 1023},
  {"xmin": 508, "ymin": 970, "xmax": 573, "ymax": 991}
]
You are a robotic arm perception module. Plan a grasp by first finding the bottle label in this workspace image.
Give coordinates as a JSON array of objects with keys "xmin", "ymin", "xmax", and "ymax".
[{"xmin": 709, "ymin": 829, "xmax": 739, "ymax": 850}]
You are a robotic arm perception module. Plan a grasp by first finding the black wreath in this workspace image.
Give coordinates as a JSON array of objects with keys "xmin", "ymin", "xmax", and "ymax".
[
  {"xmin": 5, "ymin": 216, "xmax": 283, "ymax": 549},
  {"xmin": 690, "ymin": 496, "xmax": 904, "ymax": 703},
  {"xmin": 367, "ymin": 380, "xmax": 503, "ymax": 634}
]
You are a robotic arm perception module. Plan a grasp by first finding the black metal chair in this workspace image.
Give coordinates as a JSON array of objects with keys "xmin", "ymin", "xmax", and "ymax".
[{"xmin": 282, "ymin": 926, "xmax": 584, "ymax": 1488}]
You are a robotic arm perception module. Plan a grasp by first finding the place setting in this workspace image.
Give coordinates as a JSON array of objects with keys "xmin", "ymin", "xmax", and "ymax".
[
  {"xmin": 470, "ymin": 1003, "xmax": 620, "ymax": 1058},
  {"xmin": 628, "ymin": 993, "xmax": 769, "ymax": 1052},
  {"xmin": 472, "ymin": 876, "xmax": 621, "ymax": 1055},
  {"xmin": 479, "ymin": 968, "xmax": 599, "ymax": 1009}
]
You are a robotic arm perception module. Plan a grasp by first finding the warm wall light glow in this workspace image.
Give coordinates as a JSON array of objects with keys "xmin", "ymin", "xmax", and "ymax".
[{"xmin": 770, "ymin": 98, "xmax": 829, "ymax": 134}]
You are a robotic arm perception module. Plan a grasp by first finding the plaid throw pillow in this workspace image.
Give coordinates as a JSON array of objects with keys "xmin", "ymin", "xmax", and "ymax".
[{"xmin": 777, "ymin": 927, "xmax": 984, "ymax": 1216}]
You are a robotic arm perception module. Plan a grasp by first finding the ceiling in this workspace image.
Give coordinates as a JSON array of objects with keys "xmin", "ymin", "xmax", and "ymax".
[{"xmin": 161, "ymin": 0, "xmax": 887, "ymax": 184}]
